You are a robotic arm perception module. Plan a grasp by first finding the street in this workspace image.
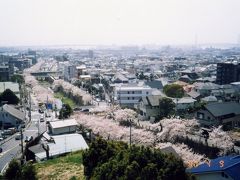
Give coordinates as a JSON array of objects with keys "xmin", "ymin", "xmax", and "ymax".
[{"xmin": 0, "ymin": 109, "xmax": 47, "ymax": 173}]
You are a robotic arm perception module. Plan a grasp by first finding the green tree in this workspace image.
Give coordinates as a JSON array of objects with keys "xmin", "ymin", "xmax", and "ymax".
[
  {"xmin": 59, "ymin": 103, "xmax": 73, "ymax": 119},
  {"xmin": 163, "ymin": 84, "xmax": 184, "ymax": 98},
  {"xmin": 0, "ymin": 89, "xmax": 20, "ymax": 105},
  {"xmin": 125, "ymin": 161, "xmax": 140, "ymax": 179},
  {"xmin": 11, "ymin": 75, "xmax": 24, "ymax": 84},
  {"xmin": 4, "ymin": 159, "xmax": 22, "ymax": 180},
  {"xmin": 141, "ymin": 163, "xmax": 158, "ymax": 180},
  {"xmin": 83, "ymin": 138, "xmax": 190, "ymax": 180},
  {"xmin": 21, "ymin": 162, "xmax": 37, "ymax": 180},
  {"xmin": 159, "ymin": 97, "xmax": 175, "ymax": 119}
]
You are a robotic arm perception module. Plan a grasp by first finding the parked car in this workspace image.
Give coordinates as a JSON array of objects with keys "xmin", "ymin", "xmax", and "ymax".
[
  {"xmin": 40, "ymin": 116, "xmax": 44, "ymax": 122},
  {"xmin": 25, "ymin": 136, "xmax": 33, "ymax": 143},
  {"xmin": 81, "ymin": 108, "xmax": 89, "ymax": 112},
  {"xmin": 15, "ymin": 133, "xmax": 23, "ymax": 140},
  {"xmin": 38, "ymin": 109, "xmax": 44, "ymax": 114},
  {"xmin": 1, "ymin": 129, "xmax": 14, "ymax": 136},
  {"xmin": 74, "ymin": 107, "xmax": 82, "ymax": 111},
  {"xmin": 96, "ymin": 98, "xmax": 101, "ymax": 102}
]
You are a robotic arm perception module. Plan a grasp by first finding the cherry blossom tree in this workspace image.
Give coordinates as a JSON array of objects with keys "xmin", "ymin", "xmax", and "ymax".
[
  {"xmin": 53, "ymin": 80, "xmax": 92, "ymax": 105},
  {"xmin": 209, "ymin": 126, "xmax": 234, "ymax": 154}
]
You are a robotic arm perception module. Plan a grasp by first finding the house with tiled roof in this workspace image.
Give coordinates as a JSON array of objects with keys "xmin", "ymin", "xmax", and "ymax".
[
  {"xmin": 0, "ymin": 104, "xmax": 25, "ymax": 128},
  {"xmin": 138, "ymin": 95, "xmax": 164, "ymax": 121},
  {"xmin": 195, "ymin": 102, "xmax": 240, "ymax": 129},
  {"xmin": 187, "ymin": 155, "xmax": 240, "ymax": 180}
]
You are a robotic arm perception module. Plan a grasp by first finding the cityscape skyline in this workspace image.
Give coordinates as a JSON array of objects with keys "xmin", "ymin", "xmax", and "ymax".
[{"xmin": 0, "ymin": 0, "xmax": 240, "ymax": 46}]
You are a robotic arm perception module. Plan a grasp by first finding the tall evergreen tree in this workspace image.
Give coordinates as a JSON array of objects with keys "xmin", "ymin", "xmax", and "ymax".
[{"xmin": 0, "ymin": 89, "xmax": 20, "ymax": 105}]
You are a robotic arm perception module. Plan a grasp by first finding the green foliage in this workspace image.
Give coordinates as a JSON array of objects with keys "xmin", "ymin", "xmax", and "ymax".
[
  {"xmin": 0, "ymin": 89, "xmax": 20, "ymax": 105},
  {"xmin": 83, "ymin": 138, "xmax": 190, "ymax": 180},
  {"xmin": 4, "ymin": 159, "xmax": 22, "ymax": 180},
  {"xmin": 4, "ymin": 159, "xmax": 37, "ymax": 180},
  {"xmin": 69, "ymin": 176, "xmax": 77, "ymax": 180},
  {"xmin": 163, "ymin": 84, "xmax": 184, "ymax": 98},
  {"xmin": 59, "ymin": 103, "xmax": 73, "ymax": 119},
  {"xmin": 21, "ymin": 162, "xmax": 37, "ymax": 180},
  {"xmin": 159, "ymin": 97, "xmax": 175, "ymax": 119},
  {"xmin": 11, "ymin": 74, "xmax": 25, "ymax": 84},
  {"xmin": 54, "ymin": 92, "xmax": 76, "ymax": 108}
]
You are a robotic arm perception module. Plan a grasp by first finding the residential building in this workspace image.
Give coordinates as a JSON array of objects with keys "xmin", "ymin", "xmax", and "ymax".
[
  {"xmin": 28, "ymin": 133, "xmax": 88, "ymax": 161},
  {"xmin": 0, "ymin": 66, "xmax": 10, "ymax": 81},
  {"xmin": 76, "ymin": 65, "xmax": 86, "ymax": 78},
  {"xmin": 193, "ymin": 82, "xmax": 220, "ymax": 97},
  {"xmin": 180, "ymin": 70, "xmax": 199, "ymax": 80},
  {"xmin": 48, "ymin": 119, "xmax": 78, "ymax": 135},
  {"xmin": 9, "ymin": 57, "xmax": 32, "ymax": 71},
  {"xmin": 112, "ymin": 73, "xmax": 129, "ymax": 84},
  {"xmin": 173, "ymin": 97, "xmax": 196, "ymax": 110},
  {"xmin": 178, "ymin": 75, "xmax": 192, "ymax": 83},
  {"xmin": 201, "ymin": 96, "xmax": 218, "ymax": 104},
  {"xmin": 187, "ymin": 155, "xmax": 240, "ymax": 180},
  {"xmin": 138, "ymin": 95, "xmax": 163, "ymax": 121},
  {"xmin": 144, "ymin": 79, "xmax": 164, "ymax": 90},
  {"xmin": 0, "ymin": 104, "xmax": 25, "ymax": 129},
  {"xmin": 216, "ymin": 62, "xmax": 240, "ymax": 85},
  {"xmin": 27, "ymin": 50, "xmax": 37, "ymax": 64},
  {"xmin": 114, "ymin": 84, "xmax": 153, "ymax": 107},
  {"xmin": 195, "ymin": 102, "xmax": 240, "ymax": 129}
]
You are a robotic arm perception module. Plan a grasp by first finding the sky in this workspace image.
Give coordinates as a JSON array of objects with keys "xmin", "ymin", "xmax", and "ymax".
[{"xmin": 0, "ymin": 0, "xmax": 240, "ymax": 46}]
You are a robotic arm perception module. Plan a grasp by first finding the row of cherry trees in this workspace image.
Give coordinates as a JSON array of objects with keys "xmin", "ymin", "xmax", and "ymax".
[
  {"xmin": 53, "ymin": 79, "xmax": 92, "ymax": 105},
  {"xmin": 73, "ymin": 108, "xmax": 234, "ymax": 167},
  {"xmin": 24, "ymin": 61, "xmax": 56, "ymax": 103}
]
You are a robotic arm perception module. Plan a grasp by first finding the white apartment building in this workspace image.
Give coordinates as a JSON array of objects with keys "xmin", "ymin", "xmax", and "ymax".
[{"xmin": 114, "ymin": 84, "xmax": 153, "ymax": 107}]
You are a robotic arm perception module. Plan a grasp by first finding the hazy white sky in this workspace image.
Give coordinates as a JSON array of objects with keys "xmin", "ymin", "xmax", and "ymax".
[{"xmin": 0, "ymin": 0, "xmax": 240, "ymax": 46}]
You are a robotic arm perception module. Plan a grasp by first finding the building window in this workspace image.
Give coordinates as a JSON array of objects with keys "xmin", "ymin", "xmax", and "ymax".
[
  {"xmin": 128, "ymin": 91, "xmax": 130, "ymax": 94},
  {"xmin": 146, "ymin": 92, "xmax": 149, "ymax": 94},
  {"xmin": 132, "ymin": 91, "xmax": 135, "ymax": 94},
  {"xmin": 132, "ymin": 97, "xmax": 135, "ymax": 100},
  {"xmin": 128, "ymin": 97, "xmax": 130, "ymax": 100}
]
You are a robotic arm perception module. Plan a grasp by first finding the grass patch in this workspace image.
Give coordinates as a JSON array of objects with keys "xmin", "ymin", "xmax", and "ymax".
[
  {"xmin": 54, "ymin": 92, "xmax": 76, "ymax": 108},
  {"xmin": 38, "ymin": 80, "xmax": 51, "ymax": 88},
  {"xmin": 35, "ymin": 151, "xmax": 84, "ymax": 180}
]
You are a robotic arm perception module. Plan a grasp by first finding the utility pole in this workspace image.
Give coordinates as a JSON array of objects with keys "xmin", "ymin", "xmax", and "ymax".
[
  {"xmin": 38, "ymin": 115, "xmax": 40, "ymax": 136},
  {"xmin": 129, "ymin": 119, "xmax": 132, "ymax": 147},
  {"xmin": 20, "ymin": 126, "xmax": 24, "ymax": 164},
  {"xmin": 29, "ymin": 91, "xmax": 31, "ymax": 123}
]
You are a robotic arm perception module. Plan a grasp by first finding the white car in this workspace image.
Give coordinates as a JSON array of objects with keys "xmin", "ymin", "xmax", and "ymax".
[
  {"xmin": 96, "ymin": 98, "xmax": 101, "ymax": 102},
  {"xmin": 15, "ymin": 133, "xmax": 23, "ymax": 140}
]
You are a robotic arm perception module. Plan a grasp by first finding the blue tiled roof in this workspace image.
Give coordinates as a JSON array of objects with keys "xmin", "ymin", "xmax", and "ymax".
[{"xmin": 187, "ymin": 156, "xmax": 240, "ymax": 180}]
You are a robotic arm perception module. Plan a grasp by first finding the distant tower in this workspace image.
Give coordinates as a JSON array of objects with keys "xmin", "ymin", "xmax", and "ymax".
[{"xmin": 88, "ymin": 50, "xmax": 94, "ymax": 59}]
